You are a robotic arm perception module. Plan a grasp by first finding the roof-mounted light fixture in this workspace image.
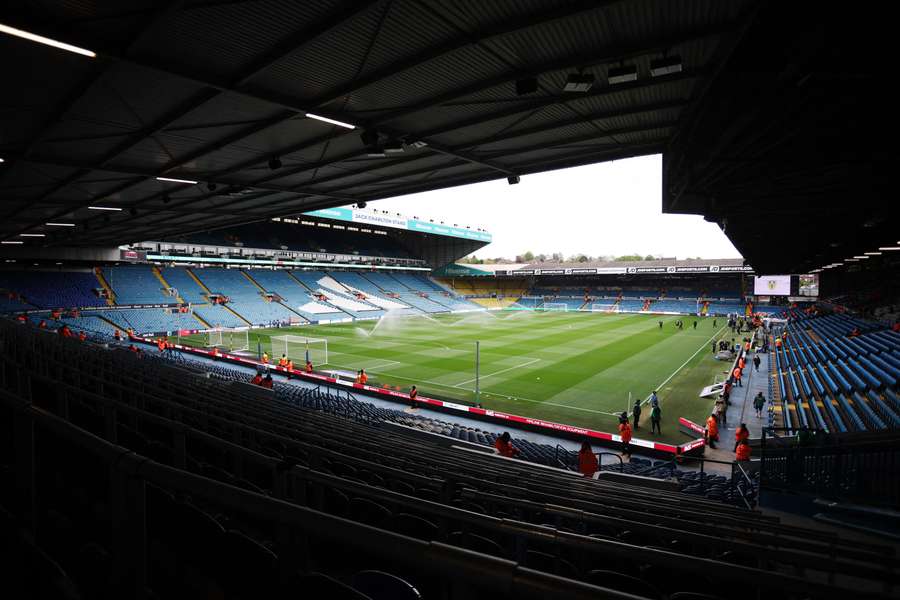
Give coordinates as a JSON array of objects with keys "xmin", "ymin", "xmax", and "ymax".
[
  {"xmin": 0, "ymin": 23, "xmax": 96, "ymax": 58},
  {"xmin": 608, "ymin": 65, "xmax": 638, "ymax": 84},
  {"xmin": 563, "ymin": 73, "xmax": 594, "ymax": 92},
  {"xmin": 650, "ymin": 56, "xmax": 682, "ymax": 77},
  {"xmin": 306, "ymin": 113, "xmax": 355, "ymax": 129},
  {"xmin": 156, "ymin": 176, "xmax": 198, "ymax": 184}
]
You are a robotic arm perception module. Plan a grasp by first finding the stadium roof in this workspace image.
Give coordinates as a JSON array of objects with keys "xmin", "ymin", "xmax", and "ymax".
[
  {"xmin": 0, "ymin": 0, "xmax": 752, "ymax": 248},
  {"xmin": 662, "ymin": 3, "xmax": 896, "ymax": 275},
  {"xmin": 0, "ymin": 2, "xmax": 887, "ymax": 277}
]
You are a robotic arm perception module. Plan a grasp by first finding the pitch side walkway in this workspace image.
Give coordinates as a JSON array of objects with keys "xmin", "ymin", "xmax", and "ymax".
[{"xmin": 701, "ymin": 349, "xmax": 771, "ymax": 465}]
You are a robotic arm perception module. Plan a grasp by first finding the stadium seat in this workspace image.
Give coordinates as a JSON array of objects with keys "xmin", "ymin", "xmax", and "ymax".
[
  {"xmin": 586, "ymin": 569, "xmax": 663, "ymax": 599},
  {"xmin": 391, "ymin": 513, "xmax": 439, "ymax": 540},
  {"xmin": 352, "ymin": 570, "xmax": 421, "ymax": 600},
  {"xmin": 293, "ymin": 573, "xmax": 373, "ymax": 600}
]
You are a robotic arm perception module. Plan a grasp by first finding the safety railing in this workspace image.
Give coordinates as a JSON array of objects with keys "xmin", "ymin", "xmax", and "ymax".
[{"xmin": 760, "ymin": 427, "xmax": 900, "ymax": 506}]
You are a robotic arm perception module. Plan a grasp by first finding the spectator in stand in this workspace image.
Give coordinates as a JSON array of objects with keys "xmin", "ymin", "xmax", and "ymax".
[
  {"xmin": 305, "ymin": 359, "xmax": 313, "ymax": 374},
  {"xmin": 113, "ymin": 329, "xmax": 120, "ymax": 341},
  {"xmin": 578, "ymin": 442, "xmax": 598, "ymax": 477},
  {"xmin": 38, "ymin": 319, "xmax": 47, "ymax": 329},
  {"xmin": 285, "ymin": 358, "xmax": 294, "ymax": 379},
  {"xmin": 706, "ymin": 413, "xmax": 719, "ymax": 449},
  {"xmin": 618, "ymin": 415, "xmax": 632, "ymax": 456},
  {"xmin": 261, "ymin": 373, "xmax": 273, "ymax": 389},
  {"xmin": 650, "ymin": 402, "xmax": 661, "ymax": 435},
  {"xmin": 78, "ymin": 331, "xmax": 87, "ymax": 342},
  {"xmin": 278, "ymin": 354, "xmax": 288, "ymax": 368},
  {"xmin": 753, "ymin": 354, "xmax": 761, "ymax": 372},
  {"xmin": 735, "ymin": 439, "xmax": 751, "ymax": 461},
  {"xmin": 734, "ymin": 423, "xmax": 750, "ymax": 451},
  {"xmin": 59, "ymin": 324, "xmax": 72, "ymax": 338},
  {"xmin": 494, "ymin": 432, "xmax": 520, "ymax": 458},
  {"xmin": 632, "ymin": 399, "xmax": 642, "ymax": 430},
  {"xmin": 753, "ymin": 392, "xmax": 766, "ymax": 418},
  {"xmin": 358, "ymin": 369, "xmax": 368, "ymax": 385},
  {"xmin": 409, "ymin": 385, "xmax": 418, "ymax": 409},
  {"xmin": 250, "ymin": 372, "xmax": 263, "ymax": 386},
  {"xmin": 16, "ymin": 313, "xmax": 27, "ymax": 323},
  {"xmin": 261, "ymin": 352, "xmax": 269, "ymax": 365}
]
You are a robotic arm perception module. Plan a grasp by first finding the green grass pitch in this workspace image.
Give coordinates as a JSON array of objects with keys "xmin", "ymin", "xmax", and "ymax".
[{"xmin": 183, "ymin": 311, "xmax": 737, "ymax": 443}]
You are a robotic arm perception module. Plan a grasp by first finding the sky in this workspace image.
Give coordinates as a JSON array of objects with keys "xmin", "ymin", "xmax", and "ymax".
[{"xmin": 356, "ymin": 154, "xmax": 742, "ymax": 261}]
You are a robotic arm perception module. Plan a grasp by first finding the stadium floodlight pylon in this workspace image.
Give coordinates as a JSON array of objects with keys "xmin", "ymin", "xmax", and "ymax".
[
  {"xmin": 271, "ymin": 335, "xmax": 328, "ymax": 365},
  {"xmin": 591, "ymin": 303, "xmax": 620, "ymax": 313},
  {"xmin": 542, "ymin": 303, "xmax": 568, "ymax": 312},
  {"xmin": 204, "ymin": 327, "xmax": 249, "ymax": 351}
]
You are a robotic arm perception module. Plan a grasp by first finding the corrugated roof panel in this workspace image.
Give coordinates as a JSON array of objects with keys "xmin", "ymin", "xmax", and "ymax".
[
  {"xmin": 336, "ymin": 45, "xmax": 511, "ymax": 115},
  {"xmin": 132, "ymin": 0, "xmax": 345, "ymax": 80},
  {"xmin": 250, "ymin": 5, "xmax": 392, "ymax": 102},
  {"xmin": 164, "ymin": 92, "xmax": 288, "ymax": 132}
]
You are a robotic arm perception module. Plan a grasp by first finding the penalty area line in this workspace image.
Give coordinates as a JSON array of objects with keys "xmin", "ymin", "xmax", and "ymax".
[{"xmin": 453, "ymin": 357, "xmax": 541, "ymax": 388}]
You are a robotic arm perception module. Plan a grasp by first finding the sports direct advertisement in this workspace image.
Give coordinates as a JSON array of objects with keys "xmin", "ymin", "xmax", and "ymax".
[{"xmin": 754, "ymin": 275, "xmax": 791, "ymax": 296}]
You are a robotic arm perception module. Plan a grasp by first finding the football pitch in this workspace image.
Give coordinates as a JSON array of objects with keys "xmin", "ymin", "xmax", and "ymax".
[{"xmin": 185, "ymin": 311, "xmax": 735, "ymax": 443}]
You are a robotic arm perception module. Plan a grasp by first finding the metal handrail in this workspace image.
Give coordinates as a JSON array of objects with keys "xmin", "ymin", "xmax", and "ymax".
[
  {"xmin": 554, "ymin": 444, "xmax": 574, "ymax": 470},
  {"xmin": 597, "ymin": 451, "xmax": 624, "ymax": 473}
]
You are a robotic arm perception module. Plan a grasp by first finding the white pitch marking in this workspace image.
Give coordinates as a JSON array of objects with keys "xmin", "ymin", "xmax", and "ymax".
[
  {"xmin": 453, "ymin": 357, "xmax": 541, "ymax": 388},
  {"xmin": 636, "ymin": 325, "xmax": 729, "ymax": 408}
]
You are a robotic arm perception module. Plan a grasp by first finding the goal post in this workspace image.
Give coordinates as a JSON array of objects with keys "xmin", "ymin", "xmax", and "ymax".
[
  {"xmin": 590, "ymin": 303, "xmax": 619, "ymax": 313},
  {"xmin": 204, "ymin": 327, "xmax": 249, "ymax": 351},
  {"xmin": 270, "ymin": 335, "xmax": 329, "ymax": 366},
  {"xmin": 541, "ymin": 302, "xmax": 568, "ymax": 312}
]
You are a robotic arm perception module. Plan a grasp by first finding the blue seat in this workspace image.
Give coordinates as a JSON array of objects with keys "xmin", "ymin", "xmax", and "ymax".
[
  {"xmin": 835, "ymin": 361, "xmax": 866, "ymax": 392},
  {"xmin": 852, "ymin": 392, "xmax": 887, "ymax": 430},
  {"xmin": 847, "ymin": 358, "xmax": 881, "ymax": 390},
  {"xmin": 835, "ymin": 393, "xmax": 866, "ymax": 431},
  {"xmin": 826, "ymin": 363, "xmax": 854, "ymax": 394},
  {"xmin": 866, "ymin": 390, "xmax": 900, "ymax": 427},
  {"xmin": 788, "ymin": 370, "xmax": 801, "ymax": 400}
]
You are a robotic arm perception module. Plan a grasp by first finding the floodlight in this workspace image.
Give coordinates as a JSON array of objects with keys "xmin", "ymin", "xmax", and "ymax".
[
  {"xmin": 563, "ymin": 73, "xmax": 594, "ymax": 92},
  {"xmin": 608, "ymin": 65, "xmax": 638, "ymax": 84},
  {"xmin": 650, "ymin": 56, "xmax": 682, "ymax": 77}
]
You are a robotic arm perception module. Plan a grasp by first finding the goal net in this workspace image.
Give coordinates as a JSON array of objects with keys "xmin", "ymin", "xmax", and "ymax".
[
  {"xmin": 591, "ymin": 303, "xmax": 620, "ymax": 313},
  {"xmin": 205, "ymin": 327, "xmax": 249, "ymax": 351},
  {"xmin": 271, "ymin": 335, "xmax": 329, "ymax": 366},
  {"xmin": 541, "ymin": 302, "xmax": 568, "ymax": 312}
]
